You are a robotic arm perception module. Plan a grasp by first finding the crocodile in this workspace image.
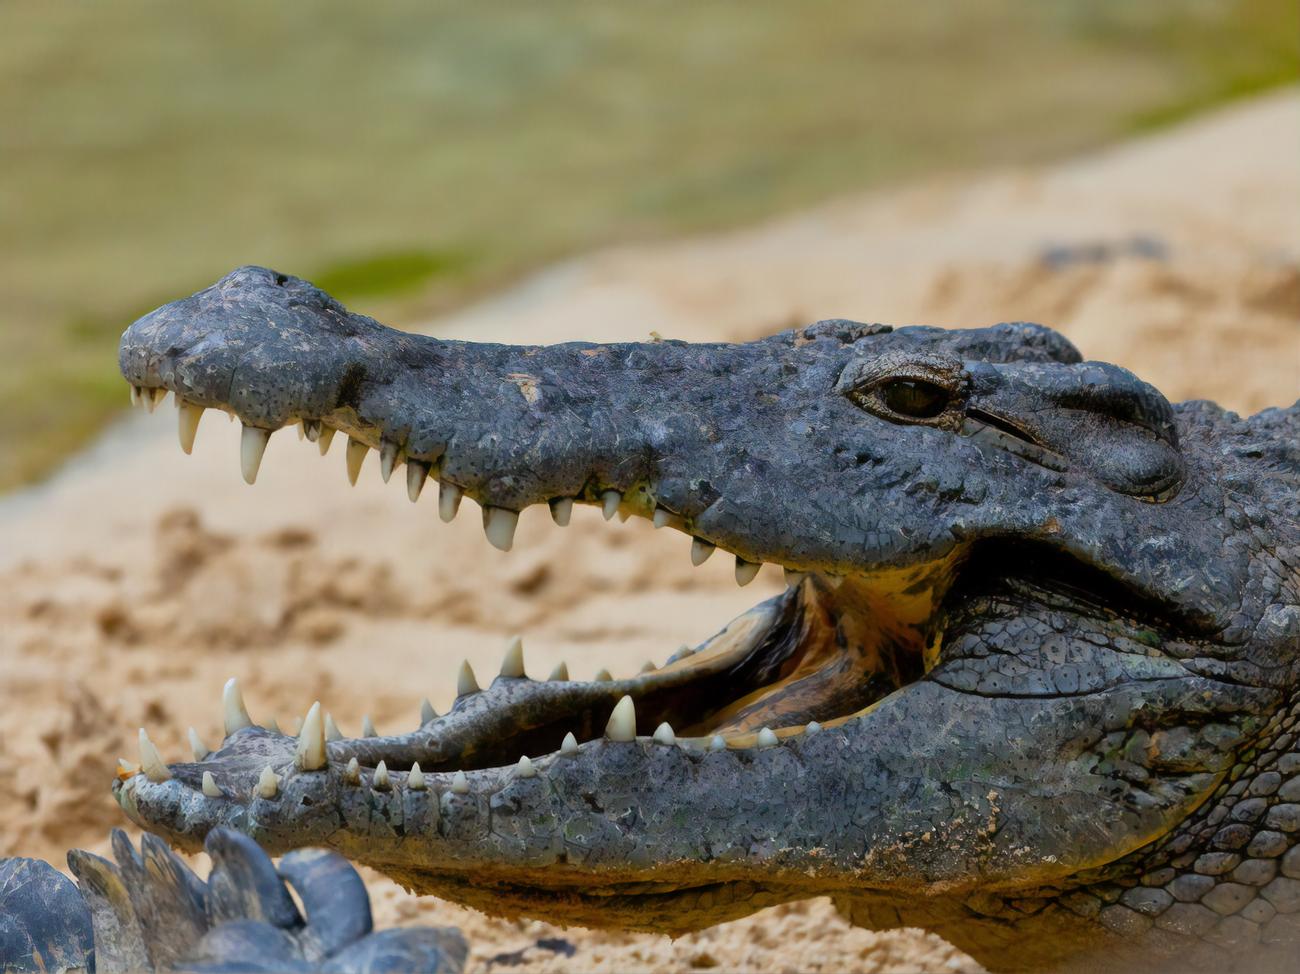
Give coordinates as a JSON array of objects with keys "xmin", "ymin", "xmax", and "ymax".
[{"xmin": 112, "ymin": 266, "xmax": 1299, "ymax": 972}]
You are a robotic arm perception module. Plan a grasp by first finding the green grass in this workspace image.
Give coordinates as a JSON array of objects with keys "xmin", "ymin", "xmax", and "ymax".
[{"xmin": 1, "ymin": 0, "xmax": 1296, "ymax": 490}]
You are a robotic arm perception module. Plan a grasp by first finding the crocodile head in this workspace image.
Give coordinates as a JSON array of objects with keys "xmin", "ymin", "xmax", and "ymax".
[{"xmin": 115, "ymin": 266, "xmax": 1300, "ymax": 969}]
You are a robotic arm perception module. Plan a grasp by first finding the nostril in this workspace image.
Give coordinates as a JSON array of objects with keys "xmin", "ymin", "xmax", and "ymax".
[{"xmin": 273, "ymin": 273, "xmax": 289, "ymax": 286}]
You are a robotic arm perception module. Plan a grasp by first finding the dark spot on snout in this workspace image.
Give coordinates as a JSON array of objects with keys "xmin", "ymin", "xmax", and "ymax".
[{"xmin": 335, "ymin": 363, "xmax": 367, "ymax": 410}]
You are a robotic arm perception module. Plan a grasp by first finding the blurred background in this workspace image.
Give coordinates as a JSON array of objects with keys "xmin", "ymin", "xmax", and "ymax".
[{"xmin": 2, "ymin": 0, "xmax": 1297, "ymax": 490}]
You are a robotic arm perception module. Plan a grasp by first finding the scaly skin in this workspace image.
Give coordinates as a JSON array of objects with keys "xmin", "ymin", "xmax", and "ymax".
[{"xmin": 113, "ymin": 266, "xmax": 1299, "ymax": 971}]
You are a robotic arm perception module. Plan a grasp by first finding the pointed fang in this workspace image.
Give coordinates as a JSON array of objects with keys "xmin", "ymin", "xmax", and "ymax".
[
  {"xmin": 735, "ymin": 558, "xmax": 761, "ymax": 586},
  {"xmin": 457, "ymin": 660, "xmax": 480, "ymax": 696},
  {"xmin": 222, "ymin": 678, "xmax": 253, "ymax": 736},
  {"xmin": 379, "ymin": 439, "xmax": 400, "ymax": 483},
  {"xmin": 560, "ymin": 731, "xmax": 579, "ymax": 755},
  {"xmin": 317, "ymin": 426, "xmax": 337, "ymax": 455},
  {"xmin": 451, "ymin": 770, "xmax": 469, "ymax": 794},
  {"xmin": 372, "ymin": 760, "xmax": 391, "ymax": 790},
  {"xmin": 500, "ymin": 636, "xmax": 526, "ymax": 678},
  {"xmin": 362, "ymin": 714, "xmax": 377, "ymax": 738},
  {"xmin": 691, "ymin": 538, "xmax": 715, "ymax": 566},
  {"xmin": 201, "ymin": 771, "xmax": 221, "ymax": 798},
  {"xmin": 177, "ymin": 401, "xmax": 204, "ymax": 454},
  {"xmin": 345, "ymin": 437, "xmax": 369, "ymax": 485},
  {"xmin": 420, "ymin": 698, "xmax": 437, "ymax": 724},
  {"xmin": 601, "ymin": 490, "xmax": 621, "ymax": 520},
  {"xmin": 138, "ymin": 729, "xmax": 170, "ymax": 782},
  {"xmin": 409, "ymin": 763, "xmax": 426, "ymax": 790},
  {"xmin": 256, "ymin": 765, "xmax": 279, "ymax": 799},
  {"xmin": 549, "ymin": 497, "xmax": 573, "ymax": 526},
  {"xmin": 757, "ymin": 727, "xmax": 779, "ymax": 748},
  {"xmin": 294, "ymin": 701, "xmax": 327, "ymax": 771},
  {"xmin": 239, "ymin": 426, "xmax": 271, "ymax": 485},
  {"xmin": 407, "ymin": 460, "xmax": 429, "ymax": 502},
  {"xmin": 548, "ymin": 661, "xmax": 569, "ymax": 682},
  {"xmin": 653, "ymin": 722, "xmax": 676, "ymax": 745},
  {"xmin": 605, "ymin": 695, "xmax": 636, "ymax": 742},
  {"xmin": 516, "ymin": 755, "xmax": 537, "ymax": 779},
  {"xmin": 188, "ymin": 727, "xmax": 211, "ymax": 762},
  {"xmin": 439, "ymin": 482, "xmax": 463, "ymax": 522},
  {"xmin": 484, "ymin": 507, "xmax": 519, "ymax": 551}
]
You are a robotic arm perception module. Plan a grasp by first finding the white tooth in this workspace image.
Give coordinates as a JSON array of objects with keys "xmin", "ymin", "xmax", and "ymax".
[
  {"xmin": 302, "ymin": 419, "xmax": 321, "ymax": 442},
  {"xmin": 265, "ymin": 718, "xmax": 282, "ymax": 735},
  {"xmin": 240, "ymin": 426, "xmax": 271, "ymax": 485},
  {"xmin": 144, "ymin": 387, "xmax": 163, "ymax": 413},
  {"xmin": 439, "ymin": 482, "xmax": 463, "ymax": 522},
  {"xmin": 806, "ymin": 720, "xmax": 822, "ymax": 734},
  {"xmin": 372, "ymin": 760, "xmax": 391, "ymax": 790},
  {"xmin": 784, "ymin": 568, "xmax": 808, "ymax": 587},
  {"xmin": 457, "ymin": 660, "xmax": 480, "ymax": 696},
  {"xmin": 516, "ymin": 755, "xmax": 537, "ymax": 779},
  {"xmin": 500, "ymin": 636, "xmax": 526, "ymax": 678},
  {"xmin": 325, "ymin": 712, "xmax": 344, "ymax": 743},
  {"xmin": 346, "ymin": 437, "xmax": 369, "ymax": 485},
  {"xmin": 601, "ymin": 490, "xmax": 621, "ymax": 520},
  {"xmin": 138, "ymin": 728, "xmax": 171, "ymax": 782},
  {"xmin": 451, "ymin": 770, "xmax": 470, "ymax": 794},
  {"xmin": 129, "ymin": 385, "xmax": 143, "ymax": 407},
  {"xmin": 653, "ymin": 722, "xmax": 676, "ymax": 745},
  {"xmin": 640, "ymin": 661, "xmax": 657, "ymax": 673},
  {"xmin": 362, "ymin": 714, "xmax": 377, "ymax": 737},
  {"xmin": 222, "ymin": 678, "xmax": 253, "ymax": 736},
  {"xmin": 317, "ymin": 426, "xmax": 337, "ymax": 455},
  {"xmin": 560, "ymin": 731, "xmax": 579, "ymax": 756},
  {"xmin": 294, "ymin": 701, "xmax": 327, "ymax": 771},
  {"xmin": 296, "ymin": 421, "xmax": 306, "ymax": 441},
  {"xmin": 406, "ymin": 460, "xmax": 429, "ymax": 502},
  {"xmin": 548, "ymin": 661, "xmax": 570, "ymax": 682},
  {"xmin": 409, "ymin": 762, "xmax": 426, "ymax": 790},
  {"xmin": 344, "ymin": 756, "xmax": 361, "ymax": 784},
  {"xmin": 188, "ymin": 727, "xmax": 211, "ymax": 762},
  {"xmin": 201, "ymin": 771, "xmax": 221, "ymax": 798},
  {"xmin": 484, "ymin": 507, "xmax": 519, "ymax": 552},
  {"xmin": 757, "ymin": 727, "xmax": 779, "ymax": 748},
  {"xmin": 605, "ymin": 695, "xmax": 636, "ymax": 742},
  {"xmin": 177, "ymin": 402, "xmax": 204, "ymax": 454},
  {"xmin": 420, "ymin": 698, "xmax": 438, "ymax": 724},
  {"xmin": 153, "ymin": 388, "xmax": 169, "ymax": 408},
  {"xmin": 379, "ymin": 439, "xmax": 401, "ymax": 483},
  {"xmin": 118, "ymin": 758, "xmax": 139, "ymax": 774},
  {"xmin": 256, "ymin": 765, "xmax": 279, "ymax": 799},
  {"xmin": 710, "ymin": 734, "xmax": 727, "ymax": 751},
  {"xmin": 735, "ymin": 558, "xmax": 761, "ymax": 586},
  {"xmin": 653, "ymin": 508, "xmax": 670, "ymax": 529},
  {"xmin": 549, "ymin": 497, "xmax": 573, "ymax": 526},
  {"xmin": 690, "ymin": 538, "xmax": 715, "ymax": 566},
  {"xmin": 594, "ymin": 668, "xmax": 613, "ymax": 682}
]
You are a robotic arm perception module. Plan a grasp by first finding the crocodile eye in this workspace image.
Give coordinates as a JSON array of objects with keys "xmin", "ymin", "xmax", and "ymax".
[{"xmin": 879, "ymin": 379, "xmax": 949, "ymax": 419}]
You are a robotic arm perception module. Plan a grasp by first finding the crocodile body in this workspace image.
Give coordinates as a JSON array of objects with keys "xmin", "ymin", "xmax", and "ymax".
[{"xmin": 113, "ymin": 266, "xmax": 1299, "ymax": 971}]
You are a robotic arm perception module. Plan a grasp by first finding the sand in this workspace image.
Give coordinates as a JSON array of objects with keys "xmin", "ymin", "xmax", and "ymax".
[{"xmin": 1, "ymin": 89, "xmax": 1295, "ymax": 972}]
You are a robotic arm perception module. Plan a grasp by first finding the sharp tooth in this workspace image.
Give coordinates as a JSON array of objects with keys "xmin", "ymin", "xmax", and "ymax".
[
  {"xmin": 129, "ymin": 385, "xmax": 143, "ymax": 407},
  {"xmin": 653, "ymin": 722, "xmax": 676, "ymax": 745},
  {"xmin": 344, "ymin": 756, "xmax": 360, "ymax": 784},
  {"xmin": 784, "ymin": 568, "xmax": 808, "ymax": 587},
  {"xmin": 560, "ymin": 731, "xmax": 579, "ymax": 756},
  {"xmin": 757, "ymin": 727, "xmax": 779, "ymax": 748},
  {"xmin": 652, "ymin": 508, "xmax": 670, "ymax": 529},
  {"xmin": 222, "ymin": 678, "xmax": 253, "ymax": 736},
  {"xmin": 239, "ymin": 426, "xmax": 271, "ymax": 485},
  {"xmin": 256, "ymin": 766, "xmax": 279, "ymax": 799},
  {"xmin": 515, "ymin": 755, "xmax": 537, "ymax": 779},
  {"xmin": 188, "ymin": 727, "xmax": 211, "ymax": 761},
  {"xmin": 177, "ymin": 402, "xmax": 204, "ymax": 454},
  {"xmin": 144, "ymin": 387, "xmax": 164, "ymax": 413},
  {"xmin": 710, "ymin": 734, "xmax": 727, "ymax": 751},
  {"xmin": 361, "ymin": 714, "xmax": 377, "ymax": 738},
  {"xmin": 346, "ymin": 437, "xmax": 369, "ymax": 485},
  {"xmin": 548, "ymin": 661, "xmax": 569, "ymax": 682},
  {"xmin": 640, "ymin": 661, "xmax": 656, "ymax": 673},
  {"xmin": 372, "ymin": 760, "xmax": 391, "ymax": 790},
  {"xmin": 201, "ymin": 771, "xmax": 221, "ymax": 798},
  {"xmin": 439, "ymin": 482, "xmax": 463, "ymax": 522},
  {"xmin": 296, "ymin": 421, "xmax": 305, "ymax": 441},
  {"xmin": 409, "ymin": 762, "xmax": 426, "ymax": 790},
  {"xmin": 735, "ymin": 558, "xmax": 761, "ymax": 586},
  {"xmin": 118, "ymin": 758, "xmax": 139, "ymax": 774},
  {"xmin": 594, "ymin": 668, "xmax": 613, "ymax": 682},
  {"xmin": 457, "ymin": 660, "xmax": 480, "ymax": 696},
  {"xmin": 806, "ymin": 720, "xmax": 822, "ymax": 735},
  {"xmin": 420, "ymin": 698, "xmax": 438, "ymax": 724},
  {"xmin": 379, "ymin": 439, "xmax": 400, "ymax": 483},
  {"xmin": 303, "ymin": 419, "xmax": 322, "ymax": 442},
  {"xmin": 484, "ymin": 507, "xmax": 519, "ymax": 551},
  {"xmin": 617, "ymin": 510, "xmax": 631, "ymax": 523},
  {"xmin": 690, "ymin": 539, "xmax": 715, "ymax": 566},
  {"xmin": 265, "ymin": 718, "xmax": 282, "ymax": 735},
  {"xmin": 294, "ymin": 701, "xmax": 327, "ymax": 771},
  {"xmin": 138, "ymin": 728, "xmax": 171, "ymax": 782},
  {"xmin": 601, "ymin": 490, "xmax": 621, "ymax": 520},
  {"xmin": 499, "ymin": 636, "xmax": 526, "ymax": 678},
  {"xmin": 317, "ymin": 426, "xmax": 337, "ymax": 455},
  {"xmin": 324, "ymin": 712, "xmax": 343, "ymax": 743},
  {"xmin": 406, "ymin": 460, "xmax": 429, "ymax": 502},
  {"xmin": 604, "ymin": 695, "xmax": 636, "ymax": 742},
  {"xmin": 451, "ymin": 770, "xmax": 470, "ymax": 794},
  {"xmin": 549, "ymin": 497, "xmax": 573, "ymax": 526}
]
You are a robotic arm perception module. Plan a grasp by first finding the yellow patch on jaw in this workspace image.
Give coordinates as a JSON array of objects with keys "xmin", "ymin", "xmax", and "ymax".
[{"xmin": 506, "ymin": 373, "xmax": 541, "ymax": 404}]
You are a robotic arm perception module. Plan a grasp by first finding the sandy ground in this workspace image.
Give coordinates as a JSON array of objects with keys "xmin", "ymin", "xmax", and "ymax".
[{"xmin": 1, "ymin": 89, "xmax": 1296, "ymax": 972}]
